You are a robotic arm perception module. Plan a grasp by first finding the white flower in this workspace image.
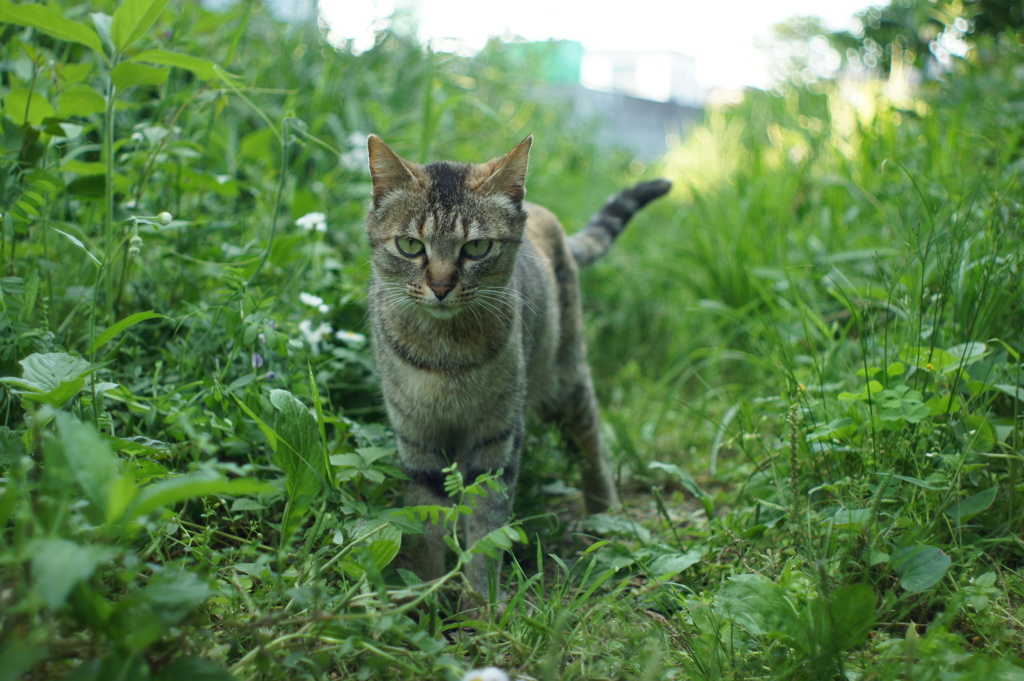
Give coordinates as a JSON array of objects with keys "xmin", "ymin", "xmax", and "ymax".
[
  {"xmin": 298, "ymin": 319, "xmax": 334, "ymax": 355},
  {"xmin": 295, "ymin": 211, "xmax": 327, "ymax": 232},
  {"xmin": 299, "ymin": 292, "xmax": 325, "ymax": 308},
  {"xmin": 299, "ymin": 292, "xmax": 330, "ymax": 313},
  {"xmin": 340, "ymin": 131, "xmax": 370, "ymax": 171},
  {"xmin": 334, "ymin": 329, "xmax": 366, "ymax": 347},
  {"xmin": 462, "ymin": 668, "xmax": 510, "ymax": 681}
]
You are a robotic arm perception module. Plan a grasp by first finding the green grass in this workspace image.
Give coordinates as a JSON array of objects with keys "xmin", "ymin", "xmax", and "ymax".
[{"xmin": 2, "ymin": 2, "xmax": 1023, "ymax": 680}]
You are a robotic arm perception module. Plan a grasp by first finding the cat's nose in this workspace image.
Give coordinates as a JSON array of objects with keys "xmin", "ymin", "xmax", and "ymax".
[{"xmin": 429, "ymin": 281, "xmax": 454, "ymax": 300}]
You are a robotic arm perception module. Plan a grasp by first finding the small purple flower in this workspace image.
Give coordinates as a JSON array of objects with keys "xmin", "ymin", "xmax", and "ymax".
[
  {"xmin": 266, "ymin": 371, "xmax": 276, "ymax": 380},
  {"xmin": 259, "ymin": 332, "xmax": 266, "ymax": 345},
  {"xmin": 251, "ymin": 352, "xmax": 264, "ymax": 369}
]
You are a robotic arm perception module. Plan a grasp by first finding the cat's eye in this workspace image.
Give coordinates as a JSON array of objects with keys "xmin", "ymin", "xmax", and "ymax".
[
  {"xmin": 461, "ymin": 239, "xmax": 492, "ymax": 259},
  {"xmin": 395, "ymin": 237, "xmax": 424, "ymax": 257}
]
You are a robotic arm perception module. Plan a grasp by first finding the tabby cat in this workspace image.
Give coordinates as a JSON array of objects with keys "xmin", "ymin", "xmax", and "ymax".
[{"xmin": 365, "ymin": 134, "xmax": 670, "ymax": 601}]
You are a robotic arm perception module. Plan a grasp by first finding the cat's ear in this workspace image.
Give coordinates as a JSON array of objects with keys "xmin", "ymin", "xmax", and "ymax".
[
  {"xmin": 476, "ymin": 135, "xmax": 532, "ymax": 203},
  {"xmin": 367, "ymin": 135, "xmax": 421, "ymax": 205}
]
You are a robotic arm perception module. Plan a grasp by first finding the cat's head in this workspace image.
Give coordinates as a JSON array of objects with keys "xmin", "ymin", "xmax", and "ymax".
[{"xmin": 365, "ymin": 135, "xmax": 532, "ymax": 320}]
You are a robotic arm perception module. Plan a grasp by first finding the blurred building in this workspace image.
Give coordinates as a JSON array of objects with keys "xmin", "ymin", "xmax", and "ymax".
[{"xmin": 508, "ymin": 41, "xmax": 705, "ymax": 159}]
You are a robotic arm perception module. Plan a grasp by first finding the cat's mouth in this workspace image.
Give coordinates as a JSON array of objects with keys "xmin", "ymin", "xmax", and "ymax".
[{"xmin": 420, "ymin": 300, "xmax": 461, "ymax": 319}]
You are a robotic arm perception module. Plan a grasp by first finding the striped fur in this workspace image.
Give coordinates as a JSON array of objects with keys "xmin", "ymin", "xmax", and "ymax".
[
  {"xmin": 364, "ymin": 135, "xmax": 670, "ymax": 604},
  {"xmin": 568, "ymin": 179, "xmax": 673, "ymax": 267}
]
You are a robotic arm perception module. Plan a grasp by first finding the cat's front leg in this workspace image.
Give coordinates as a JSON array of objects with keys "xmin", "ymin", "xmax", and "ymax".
[
  {"xmin": 459, "ymin": 425, "xmax": 523, "ymax": 602},
  {"xmin": 399, "ymin": 441, "xmax": 453, "ymax": 583}
]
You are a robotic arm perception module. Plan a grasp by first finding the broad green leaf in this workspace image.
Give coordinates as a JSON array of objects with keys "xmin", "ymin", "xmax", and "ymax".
[
  {"xmin": 0, "ymin": 0, "xmax": 104, "ymax": 53},
  {"xmin": 582, "ymin": 513, "xmax": 651, "ymax": 543},
  {"xmin": 717, "ymin": 573, "xmax": 792, "ymax": 635},
  {"xmin": 90, "ymin": 12, "xmax": 113, "ymax": 51},
  {"xmin": 341, "ymin": 525, "xmax": 403, "ymax": 578},
  {"xmin": 891, "ymin": 545, "xmax": 950, "ymax": 592},
  {"xmin": 944, "ymin": 486, "xmax": 998, "ymax": 524},
  {"xmin": 51, "ymin": 412, "xmax": 126, "ymax": 523},
  {"xmin": 2, "ymin": 88, "xmax": 56, "ymax": 127},
  {"xmin": 823, "ymin": 507, "xmax": 872, "ymax": 531},
  {"xmin": 962, "ymin": 413, "xmax": 997, "ymax": 451},
  {"xmin": 30, "ymin": 538, "xmax": 116, "ymax": 609},
  {"xmin": 992, "ymin": 383, "xmax": 1024, "ymax": 402},
  {"xmin": 947, "ymin": 341, "xmax": 988, "ymax": 370},
  {"xmin": 838, "ymin": 379, "xmax": 884, "ymax": 401},
  {"xmin": 831, "ymin": 584, "xmax": 877, "ymax": 650},
  {"xmin": 270, "ymin": 389, "xmax": 327, "ymax": 542},
  {"xmin": 131, "ymin": 49, "xmax": 221, "ymax": 80},
  {"xmin": 0, "ymin": 638, "xmax": 45, "ymax": 681},
  {"xmin": 111, "ymin": 0, "xmax": 169, "ymax": 53},
  {"xmin": 57, "ymin": 83, "xmax": 106, "ymax": 118},
  {"xmin": 0, "ymin": 352, "xmax": 99, "ymax": 406},
  {"xmin": 886, "ymin": 361, "xmax": 906, "ymax": 376},
  {"xmin": 232, "ymin": 394, "xmax": 278, "ymax": 452},
  {"xmin": 308, "ymin": 366, "xmax": 332, "ymax": 489},
  {"xmin": 926, "ymin": 393, "xmax": 961, "ymax": 416},
  {"xmin": 60, "ymin": 159, "xmax": 107, "ymax": 176},
  {"xmin": 903, "ymin": 346, "xmax": 956, "ymax": 371},
  {"xmin": 88, "ymin": 310, "xmax": 167, "ymax": 353},
  {"xmin": 128, "ymin": 470, "xmax": 274, "ymax": 521},
  {"xmin": 466, "ymin": 525, "xmax": 522, "ymax": 560},
  {"xmin": 155, "ymin": 656, "xmax": 234, "ymax": 681},
  {"xmin": 646, "ymin": 547, "xmax": 703, "ymax": 579},
  {"xmin": 114, "ymin": 571, "xmax": 210, "ymax": 653},
  {"xmin": 111, "ymin": 61, "xmax": 168, "ymax": 89}
]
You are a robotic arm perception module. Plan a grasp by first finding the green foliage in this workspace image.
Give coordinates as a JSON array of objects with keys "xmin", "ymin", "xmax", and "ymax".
[{"xmin": 2, "ymin": 0, "xmax": 1023, "ymax": 679}]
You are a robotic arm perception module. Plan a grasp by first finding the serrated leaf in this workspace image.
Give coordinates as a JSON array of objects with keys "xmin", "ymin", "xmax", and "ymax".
[
  {"xmin": 0, "ymin": 0, "xmax": 104, "ymax": 53},
  {"xmin": 0, "ymin": 352, "xmax": 99, "ymax": 406},
  {"xmin": 891, "ymin": 545, "xmax": 950, "ymax": 592},
  {"xmin": 111, "ymin": 0, "xmax": 169, "ymax": 53},
  {"xmin": 111, "ymin": 61, "xmax": 168, "ymax": 89},
  {"xmin": 269, "ymin": 389, "xmax": 327, "ymax": 542}
]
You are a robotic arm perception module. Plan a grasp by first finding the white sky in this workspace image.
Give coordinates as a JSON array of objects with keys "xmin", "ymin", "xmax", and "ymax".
[{"xmin": 320, "ymin": 0, "xmax": 879, "ymax": 89}]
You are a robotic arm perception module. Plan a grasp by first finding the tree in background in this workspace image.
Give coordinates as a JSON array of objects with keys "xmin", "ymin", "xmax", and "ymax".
[{"xmin": 767, "ymin": 0, "xmax": 1022, "ymax": 88}]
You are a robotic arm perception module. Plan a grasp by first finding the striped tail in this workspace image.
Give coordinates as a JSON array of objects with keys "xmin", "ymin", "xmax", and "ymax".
[{"xmin": 567, "ymin": 179, "xmax": 672, "ymax": 267}]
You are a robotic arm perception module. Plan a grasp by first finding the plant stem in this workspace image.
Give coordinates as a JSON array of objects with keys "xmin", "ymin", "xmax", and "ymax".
[
  {"xmin": 103, "ymin": 74, "xmax": 118, "ymax": 321},
  {"xmin": 246, "ymin": 118, "xmax": 291, "ymax": 287}
]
